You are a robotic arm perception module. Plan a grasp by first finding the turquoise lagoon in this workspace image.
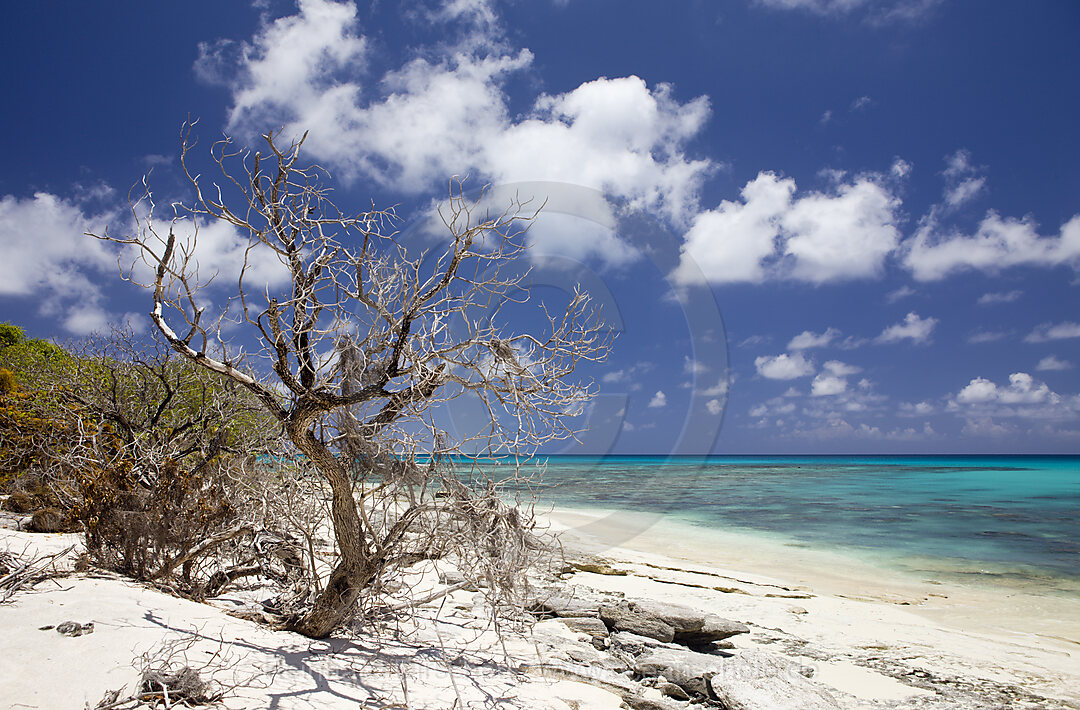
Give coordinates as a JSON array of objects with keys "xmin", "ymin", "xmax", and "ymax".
[{"xmin": 492, "ymin": 455, "xmax": 1080, "ymax": 594}]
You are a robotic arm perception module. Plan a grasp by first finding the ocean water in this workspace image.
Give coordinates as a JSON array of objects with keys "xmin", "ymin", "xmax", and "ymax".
[{"xmin": 497, "ymin": 455, "xmax": 1080, "ymax": 594}]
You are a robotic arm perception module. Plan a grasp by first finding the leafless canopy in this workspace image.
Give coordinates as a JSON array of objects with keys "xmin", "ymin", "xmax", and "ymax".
[{"xmin": 94, "ymin": 122, "xmax": 612, "ymax": 637}]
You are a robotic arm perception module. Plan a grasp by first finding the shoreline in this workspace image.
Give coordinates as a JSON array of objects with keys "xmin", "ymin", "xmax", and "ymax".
[
  {"xmin": 3, "ymin": 504, "xmax": 1078, "ymax": 708},
  {"xmin": 541, "ymin": 503, "xmax": 1080, "ymax": 637},
  {"xmin": 540, "ymin": 504, "xmax": 1080, "ymax": 705}
]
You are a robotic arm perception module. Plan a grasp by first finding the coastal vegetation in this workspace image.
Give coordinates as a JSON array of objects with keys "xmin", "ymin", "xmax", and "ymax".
[{"xmin": 2, "ymin": 124, "xmax": 611, "ymax": 640}]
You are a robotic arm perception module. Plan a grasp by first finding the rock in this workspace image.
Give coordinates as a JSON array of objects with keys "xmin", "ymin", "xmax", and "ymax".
[
  {"xmin": 558, "ymin": 616, "xmax": 610, "ymax": 638},
  {"xmin": 600, "ymin": 602, "xmax": 676, "ymax": 643},
  {"xmin": 633, "ymin": 647, "xmax": 726, "ymax": 697},
  {"xmin": 610, "ymin": 599, "xmax": 748, "ymax": 649},
  {"xmin": 608, "ymin": 632, "xmax": 685, "ymax": 659},
  {"xmin": 54, "ymin": 621, "xmax": 94, "ymax": 637},
  {"xmin": 658, "ymin": 681, "xmax": 690, "ymax": 701},
  {"xmin": 530, "ymin": 586, "xmax": 603, "ymax": 618},
  {"xmin": 628, "ymin": 599, "xmax": 705, "ymax": 633},
  {"xmin": 621, "ymin": 693, "xmax": 688, "ymax": 710},
  {"xmin": 708, "ymin": 650, "xmax": 839, "ymax": 710},
  {"xmin": 570, "ymin": 561, "xmax": 628, "ymax": 576},
  {"xmin": 564, "ymin": 642, "xmax": 629, "ymax": 672},
  {"xmin": 676, "ymin": 614, "xmax": 749, "ymax": 649},
  {"xmin": 520, "ymin": 659, "xmax": 639, "ymax": 697}
]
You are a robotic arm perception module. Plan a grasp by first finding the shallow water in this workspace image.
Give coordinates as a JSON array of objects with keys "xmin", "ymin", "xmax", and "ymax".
[{"xmin": 491, "ymin": 455, "xmax": 1080, "ymax": 594}]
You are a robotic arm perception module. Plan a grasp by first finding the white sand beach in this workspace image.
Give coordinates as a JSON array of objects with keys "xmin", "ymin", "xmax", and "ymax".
[{"xmin": 2, "ymin": 508, "xmax": 1078, "ymax": 709}]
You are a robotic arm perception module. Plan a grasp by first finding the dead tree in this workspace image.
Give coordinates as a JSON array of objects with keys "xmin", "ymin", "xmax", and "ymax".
[{"xmin": 95, "ymin": 122, "xmax": 611, "ymax": 638}]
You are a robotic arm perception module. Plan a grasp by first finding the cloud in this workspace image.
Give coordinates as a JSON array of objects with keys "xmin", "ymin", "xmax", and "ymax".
[
  {"xmin": 904, "ymin": 211, "xmax": 1080, "ymax": 281},
  {"xmin": 754, "ymin": 0, "xmax": 941, "ymax": 23},
  {"xmin": 899, "ymin": 401, "xmax": 934, "ymax": 416},
  {"xmin": 885, "ymin": 285, "xmax": 915, "ymax": 303},
  {"xmin": 809, "ymin": 361, "xmax": 860, "ymax": 396},
  {"xmin": 876, "ymin": 311, "xmax": 937, "ymax": 344},
  {"xmin": 602, "ymin": 361, "xmax": 653, "ymax": 387},
  {"xmin": 705, "ymin": 399, "xmax": 724, "ymax": 415},
  {"xmin": 648, "ymin": 390, "xmax": 667, "ymax": 408},
  {"xmin": 822, "ymin": 360, "xmax": 861, "ymax": 376},
  {"xmin": 941, "ymin": 150, "xmax": 986, "ymax": 209},
  {"xmin": 673, "ymin": 170, "xmax": 901, "ymax": 285},
  {"xmin": 696, "ymin": 378, "xmax": 729, "ymax": 397},
  {"xmin": 788, "ymin": 327, "xmax": 840, "ymax": 350},
  {"xmin": 0, "ymin": 192, "xmax": 114, "ymax": 298},
  {"xmin": 738, "ymin": 334, "xmax": 771, "ymax": 347},
  {"xmin": 1025, "ymin": 321, "xmax": 1080, "ymax": 343},
  {"xmin": 203, "ymin": 2, "xmax": 714, "ymax": 230},
  {"xmin": 949, "ymin": 372, "xmax": 1079, "ymax": 421},
  {"xmin": 0, "ymin": 191, "xmax": 130, "ymax": 334},
  {"xmin": 683, "ymin": 355, "xmax": 709, "ymax": 375},
  {"xmin": 811, "ymin": 373, "xmax": 847, "ymax": 396},
  {"xmin": 1037, "ymin": 355, "xmax": 1072, "ymax": 371},
  {"xmin": 754, "ymin": 352, "xmax": 815, "ymax": 380},
  {"xmin": 967, "ymin": 330, "xmax": 1009, "ymax": 344},
  {"xmin": 671, "ymin": 172, "xmax": 793, "ymax": 284},
  {"xmin": 962, "ymin": 417, "xmax": 1015, "ymax": 437},
  {"xmin": 977, "ymin": 290, "xmax": 1022, "ymax": 305},
  {"xmin": 850, "ymin": 95, "xmax": 872, "ymax": 111},
  {"xmin": 944, "ymin": 177, "xmax": 986, "ymax": 208}
]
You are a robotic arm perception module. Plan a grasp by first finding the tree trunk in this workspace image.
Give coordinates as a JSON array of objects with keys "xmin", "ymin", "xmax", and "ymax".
[{"xmin": 284, "ymin": 414, "xmax": 372, "ymax": 638}]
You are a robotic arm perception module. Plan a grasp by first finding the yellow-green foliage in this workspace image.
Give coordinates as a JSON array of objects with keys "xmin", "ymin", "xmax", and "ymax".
[
  {"xmin": 0, "ymin": 368, "xmax": 16, "ymax": 394},
  {"xmin": 0, "ymin": 323, "xmax": 23, "ymax": 349}
]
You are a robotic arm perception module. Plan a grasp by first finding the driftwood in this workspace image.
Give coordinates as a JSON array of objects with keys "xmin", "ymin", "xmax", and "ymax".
[{"xmin": 0, "ymin": 544, "xmax": 75, "ymax": 602}]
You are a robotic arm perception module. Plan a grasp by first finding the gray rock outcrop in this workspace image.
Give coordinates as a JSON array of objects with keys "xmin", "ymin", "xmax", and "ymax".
[
  {"xmin": 708, "ymin": 650, "xmax": 839, "ymax": 710},
  {"xmin": 632, "ymin": 646, "xmax": 727, "ymax": 697},
  {"xmin": 600, "ymin": 602, "xmax": 676, "ymax": 643}
]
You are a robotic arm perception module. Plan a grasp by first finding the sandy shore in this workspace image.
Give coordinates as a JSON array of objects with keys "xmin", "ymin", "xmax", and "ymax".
[
  {"xmin": 545, "ymin": 505, "xmax": 1080, "ymax": 707},
  {"xmin": 2, "ymin": 506, "xmax": 1078, "ymax": 709}
]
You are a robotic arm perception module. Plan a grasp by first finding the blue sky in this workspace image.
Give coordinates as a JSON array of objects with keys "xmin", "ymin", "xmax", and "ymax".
[{"xmin": 1, "ymin": 0, "xmax": 1079, "ymax": 453}]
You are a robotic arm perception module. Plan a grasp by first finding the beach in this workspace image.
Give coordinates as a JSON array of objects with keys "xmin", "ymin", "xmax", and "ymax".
[{"xmin": 3, "ymin": 498, "xmax": 1078, "ymax": 709}]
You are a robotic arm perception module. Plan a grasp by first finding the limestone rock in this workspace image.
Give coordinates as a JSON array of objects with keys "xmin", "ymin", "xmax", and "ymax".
[
  {"xmin": 628, "ymin": 599, "xmax": 704, "ymax": 633},
  {"xmin": 608, "ymin": 632, "xmax": 685, "ymax": 659},
  {"xmin": 677, "ymin": 614, "xmax": 749, "ymax": 649},
  {"xmin": 632, "ymin": 647, "xmax": 726, "ymax": 697},
  {"xmin": 600, "ymin": 602, "xmax": 676, "ymax": 643},
  {"xmin": 621, "ymin": 693, "xmax": 688, "ymax": 710},
  {"xmin": 520, "ymin": 659, "xmax": 639, "ymax": 697},
  {"xmin": 531, "ymin": 586, "xmax": 603, "ymax": 618},
  {"xmin": 626, "ymin": 599, "xmax": 748, "ymax": 648},
  {"xmin": 708, "ymin": 650, "xmax": 839, "ymax": 710},
  {"xmin": 558, "ymin": 615, "xmax": 610, "ymax": 638},
  {"xmin": 563, "ymin": 642, "xmax": 629, "ymax": 672}
]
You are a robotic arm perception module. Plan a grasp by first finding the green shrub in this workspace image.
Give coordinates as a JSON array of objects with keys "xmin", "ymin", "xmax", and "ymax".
[
  {"xmin": 0, "ymin": 323, "xmax": 24, "ymax": 349},
  {"xmin": 0, "ymin": 368, "xmax": 16, "ymax": 394}
]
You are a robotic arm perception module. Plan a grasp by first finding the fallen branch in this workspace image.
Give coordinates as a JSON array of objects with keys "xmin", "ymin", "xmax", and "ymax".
[{"xmin": 0, "ymin": 544, "xmax": 76, "ymax": 602}]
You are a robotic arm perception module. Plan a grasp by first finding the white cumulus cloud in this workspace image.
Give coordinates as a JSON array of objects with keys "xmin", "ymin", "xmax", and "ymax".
[
  {"xmin": 788, "ymin": 327, "xmax": 840, "ymax": 350},
  {"xmin": 876, "ymin": 312, "xmax": 937, "ymax": 344},
  {"xmin": 0, "ymin": 191, "xmax": 130, "ymax": 334},
  {"xmin": 202, "ymin": 2, "xmax": 714, "ymax": 230},
  {"xmin": 904, "ymin": 212, "xmax": 1080, "ymax": 281},
  {"xmin": 1025, "ymin": 322, "xmax": 1080, "ymax": 343},
  {"xmin": 1036, "ymin": 355, "xmax": 1073, "ymax": 371},
  {"xmin": 754, "ymin": 352, "xmax": 815, "ymax": 380},
  {"xmin": 949, "ymin": 372, "xmax": 1079, "ymax": 421},
  {"xmin": 811, "ymin": 373, "xmax": 847, "ymax": 396},
  {"xmin": 977, "ymin": 290, "xmax": 1022, "ymax": 305},
  {"xmin": 673, "ymin": 170, "xmax": 901, "ymax": 285},
  {"xmin": 648, "ymin": 390, "xmax": 667, "ymax": 408}
]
